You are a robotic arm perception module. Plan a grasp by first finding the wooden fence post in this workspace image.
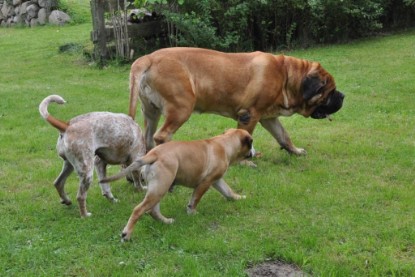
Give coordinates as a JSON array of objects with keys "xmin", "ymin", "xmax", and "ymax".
[{"xmin": 90, "ymin": 0, "xmax": 108, "ymax": 65}]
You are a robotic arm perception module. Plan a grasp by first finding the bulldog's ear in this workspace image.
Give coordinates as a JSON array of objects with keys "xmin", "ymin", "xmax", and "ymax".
[
  {"xmin": 302, "ymin": 76, "xmax": 325, "ymax": 101},
  {"xmin": 242, "ymin": 135, "xmax": 253, "ymax": 148}
]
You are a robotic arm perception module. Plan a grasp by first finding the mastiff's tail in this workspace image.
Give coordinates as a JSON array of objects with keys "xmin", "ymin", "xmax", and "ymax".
[{"xmin": 128, "ymin": 55, "xmax": 151, "ymax": 120}]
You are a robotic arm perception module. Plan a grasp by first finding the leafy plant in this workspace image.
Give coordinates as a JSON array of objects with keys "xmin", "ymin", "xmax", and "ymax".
[
  {"xmin": 135, "ymin": 0, "xmax": 185, "ymax": 9},
  {"xmin": 130, "ymin": 0, "xmax": 415, "ymax": 51}
]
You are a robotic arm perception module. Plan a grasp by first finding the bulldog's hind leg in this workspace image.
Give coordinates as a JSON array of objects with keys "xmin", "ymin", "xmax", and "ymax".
[
  {"xmin": 130, "ymin": 169, "xmax": 147, "ymax": 191},
  {"xmin": 122, "ymin": 194, "xmax": 163, "ymax": 241},
  {"xmin": 149, "ymin": 202, "xmax": 174, "ymax": 224},
  {"xmin": 187, "ymin": 180, "xmax": 214, "ymax": 214},
  {"xmin": 260, "ymin": 117, "xmax": 307, "ymax": 155},
  {"xmin": 122, "ymin": 174, "xmax": 173, "ymax": 240}
]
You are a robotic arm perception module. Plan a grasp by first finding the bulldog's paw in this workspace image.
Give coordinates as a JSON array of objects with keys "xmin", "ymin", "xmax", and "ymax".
[{"xmin": 239, "ymin": 160, "xmax": 257, "ymax": 168}]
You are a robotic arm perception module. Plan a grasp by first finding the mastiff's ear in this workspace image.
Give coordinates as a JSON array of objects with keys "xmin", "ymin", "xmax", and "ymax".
[{"xmin": 302, "ymin": 76, "xmax": 325, "ymax": 101}]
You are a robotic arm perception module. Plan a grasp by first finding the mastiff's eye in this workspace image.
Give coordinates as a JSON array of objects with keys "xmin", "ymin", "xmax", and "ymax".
[{"xmin": 324, "ymin": 90, "xmax": 335, "ymax": 105}]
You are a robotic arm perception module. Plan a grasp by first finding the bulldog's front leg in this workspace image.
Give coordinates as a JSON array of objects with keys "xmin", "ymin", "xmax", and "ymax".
[
  {"xmin": 213, "ymin": 178, "xmax": 246, "ymax": 200},
  {"xmin": 260, "ymin": 117, "xmax": 307, "ymax": 155}
]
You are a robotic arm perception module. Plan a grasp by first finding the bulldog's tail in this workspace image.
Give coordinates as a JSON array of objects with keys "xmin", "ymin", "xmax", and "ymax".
[
  {"xmin": 128, "ymin": 55, "xmax": 151, "ymax": 120},
  {"xmin": 39, "ymin": 95, "xmax": 69, "ymax": 132},
  {"xmin": 99, "ymin": 154, "xmax": 158, "ymax": 183}
]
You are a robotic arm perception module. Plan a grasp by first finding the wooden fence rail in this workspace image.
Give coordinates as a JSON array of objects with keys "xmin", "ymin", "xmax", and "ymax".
[{"xmin": 90, "ymin": 0, "xmax": 165, "ymax": 64}]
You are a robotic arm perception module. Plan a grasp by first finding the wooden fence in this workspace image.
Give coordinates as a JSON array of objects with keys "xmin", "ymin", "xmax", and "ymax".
[{"xmin": 90, "ymin": 0, "xmax": 166, "ymax": 64}]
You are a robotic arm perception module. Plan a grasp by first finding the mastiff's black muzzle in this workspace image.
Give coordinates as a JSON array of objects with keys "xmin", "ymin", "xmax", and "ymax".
[{"xmin": 311, "ymin": 90, "xmax": 345, "ymax": 119}]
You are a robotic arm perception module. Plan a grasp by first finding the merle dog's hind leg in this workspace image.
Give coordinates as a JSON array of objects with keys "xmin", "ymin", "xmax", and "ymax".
[
  {"xmin": 54, "ymin": 160, "xmax": 74, "ymax": 205},
  {"xmin": 95, "ymin": 156, "xmax": 118, "ymax": 202}
]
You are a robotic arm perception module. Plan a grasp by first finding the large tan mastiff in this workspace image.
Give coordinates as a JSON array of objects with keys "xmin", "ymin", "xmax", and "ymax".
[
  {"xmin": 100, "ymin": 128, "xmax": 254, "ymax": 241},
  {"xmin": 129, "ymin": 47, "xmax": 344, "ymax": 155}
]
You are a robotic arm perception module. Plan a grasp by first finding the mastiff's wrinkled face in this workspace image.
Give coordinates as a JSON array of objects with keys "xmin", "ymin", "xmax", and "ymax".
[
  {"xmin": 302, "ymin": 71, "xmax": 345, "ymax": 120},
  {"xmin": 310, "ymin": 90, "xmax": 344, "ymax": 119}
]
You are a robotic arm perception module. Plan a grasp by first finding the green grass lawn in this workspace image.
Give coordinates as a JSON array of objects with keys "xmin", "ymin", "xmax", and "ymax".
[{"xmin": 0, "ymin": 22, "xmax": 414, "ymax": 276}]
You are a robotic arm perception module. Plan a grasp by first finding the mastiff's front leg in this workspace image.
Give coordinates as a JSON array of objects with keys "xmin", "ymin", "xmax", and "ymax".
[{"xmin": 260, "ymin": 117, "xmax": 307, "ymax": 155}]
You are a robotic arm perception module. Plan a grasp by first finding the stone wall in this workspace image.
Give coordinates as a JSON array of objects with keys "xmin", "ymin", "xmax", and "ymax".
[{"xmin": 0, "ymin": 0, "xmax": 70, "ymax": 27}]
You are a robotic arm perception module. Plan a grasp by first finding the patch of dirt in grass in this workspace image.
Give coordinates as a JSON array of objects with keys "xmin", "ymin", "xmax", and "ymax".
[{"xmin": 246, "ymin": 260, "xmax": 306, "ymax": 277}]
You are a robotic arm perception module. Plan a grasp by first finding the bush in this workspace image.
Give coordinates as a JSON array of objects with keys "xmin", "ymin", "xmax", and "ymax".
[
  {"xmin": 136, "ymin": 0, "xmax": 415, "ymax": 51},
  {"xmin": 306, "ymin": 0, "xmax": 385, "ymax": 42}
]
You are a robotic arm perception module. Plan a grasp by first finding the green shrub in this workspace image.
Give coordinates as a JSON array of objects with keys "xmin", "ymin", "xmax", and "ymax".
[
  {"xmin": 165, "ymin": 1, "xmax": 248, "ymax": 50},
  {"xmin": 135, "ymin": 0, "xmax": 415, "ymax": 51}
]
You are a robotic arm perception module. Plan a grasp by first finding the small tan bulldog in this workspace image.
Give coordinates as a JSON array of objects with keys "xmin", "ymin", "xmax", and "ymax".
[{"xmin": 100, "ymin": 128, "xmax": 254, "ymax": 241}]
